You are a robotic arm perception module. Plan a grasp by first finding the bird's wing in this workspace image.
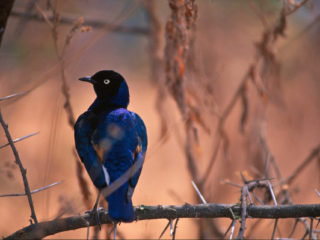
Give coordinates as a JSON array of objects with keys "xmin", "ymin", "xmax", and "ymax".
[
  {"xmin": 93, "ymin": 108, "xmax": 147, "ymax": 199},
  {"xmin": 74, "ymin": 111, "xmax": 108, "ymax": 189},
  {"xmin": 127, "ymin": 112, "xmax": 147, "ymax": 198}
]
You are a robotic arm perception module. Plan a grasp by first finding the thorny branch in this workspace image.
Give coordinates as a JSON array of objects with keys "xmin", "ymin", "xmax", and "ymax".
[
  {"xmin": 0, "ymin": 111, "xmax": 38, "ymax": 224},
  {"xmin": 5, "ymin": 203, "xmax": 320, "ymax": 240}
]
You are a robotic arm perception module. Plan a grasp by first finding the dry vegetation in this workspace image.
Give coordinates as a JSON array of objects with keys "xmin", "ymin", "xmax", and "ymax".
[{"xmin": 0, "ymin": 0, "xmax": 320, "ymax": 239}]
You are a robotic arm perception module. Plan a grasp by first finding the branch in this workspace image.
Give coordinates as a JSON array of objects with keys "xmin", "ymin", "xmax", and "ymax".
[
  {"xmin": 0, "ymin": 181, "xmax": 61, "ymax": 198},
  {"xmin": 5, "ymin": 203, "xmax": 320, "ymax": 240},
  {"xmin": 10, "ymin": 10, "xmax": 149, "ymax": 35},
  {"xmin": 0, "ymin": 111, "xmax": 38, "ymax": 224}
]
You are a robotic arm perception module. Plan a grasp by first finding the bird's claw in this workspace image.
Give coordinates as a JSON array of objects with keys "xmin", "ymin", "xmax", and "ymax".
[{"xmin": 86, "ymin": 207, "xmax": 105, "ymax": 230}]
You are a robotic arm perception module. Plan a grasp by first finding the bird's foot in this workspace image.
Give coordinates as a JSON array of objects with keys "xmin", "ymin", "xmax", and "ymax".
[{"xmin": 86, "ymin": 207, "xmax": 105, "ymax": 230}]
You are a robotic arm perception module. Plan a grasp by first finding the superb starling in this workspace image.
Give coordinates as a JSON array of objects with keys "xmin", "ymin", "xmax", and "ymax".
[{"xmin": 74, "ymin": 70, "xmax": 147, "ymax": 223}]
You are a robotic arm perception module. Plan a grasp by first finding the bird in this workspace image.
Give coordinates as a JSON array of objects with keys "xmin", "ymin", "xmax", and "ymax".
[{"xmin": 74, "ymin": 70, "xmax": 147, "ymax": 224}]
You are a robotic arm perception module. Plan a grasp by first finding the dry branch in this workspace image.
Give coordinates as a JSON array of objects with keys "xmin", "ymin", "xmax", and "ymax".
[
  {"xmin": 0, "ymin": 111, "xmax": 38, "ymax": 224},
  {"xmin": 5, "ymin": 203, "xmax": 320, "ymax": 240},
  {"xmin": 36, "ymin": 3, "xmax": 93, "ymax": 210}
]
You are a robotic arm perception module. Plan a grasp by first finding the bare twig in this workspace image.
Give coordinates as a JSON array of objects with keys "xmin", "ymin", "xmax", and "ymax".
[
  {"xmin": 223, "ymin": 219, "xmax": 236, "ymax": 239},
  {"xmin": 288, "ymin": 218, "xmax": 299, "ymax": 238},
  {"xmin": 172, "ymin": 218, "xmax": 179, "ymax": 240},
  {"xmin": 201, "ymin": 0, "xmax": 309, "ymax": 186},
  {"xmin": 36, "ymin": 2, "xmax": 93, "ymax": 210},
  {"xmin": 144, "ymin": 0, "xmax": 169, "ymax": 140},
  {"xmin": 309, "ymin": 218, "xmax": 314, "ymax": 240},
  {"xmin": 0, "ymin": 181, "xmax": 62, "ymax": 197},
  {"xmin": 0, "ymin": 111, "xmax": 38, "ymax": 223},
  {"xmin": 159, "ymin": 220, "xmax": 171, "ymax": 239},
  {"xmin": 0, "ymin": 131, "xmax": 39, "ymax": 149},
  {"xmin": 271, "ymin": 218, "xmax": 278, "ymax": 239},
  {"xmin": 285, "ymin": 145, "xmax": 320, "ymax": 185}
]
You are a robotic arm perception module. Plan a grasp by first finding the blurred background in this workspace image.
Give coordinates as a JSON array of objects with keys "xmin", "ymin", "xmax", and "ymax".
[{"xmin": 0, "ymin": 0, "xmax": 320, "ymax": 239}]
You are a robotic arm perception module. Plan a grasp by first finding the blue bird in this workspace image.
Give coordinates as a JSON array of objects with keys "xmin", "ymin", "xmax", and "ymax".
[{"xmin": 74, "ymin": 70, "xmax": 147, "ymax": 223}]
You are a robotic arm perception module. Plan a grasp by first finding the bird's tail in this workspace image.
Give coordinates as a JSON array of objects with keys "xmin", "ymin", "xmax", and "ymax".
[{"xmin": 107, "ymin": 183, "xmax": 135, "ymax": 222}]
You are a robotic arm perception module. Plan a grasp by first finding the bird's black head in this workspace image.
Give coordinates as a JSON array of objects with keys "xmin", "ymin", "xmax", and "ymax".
[{"xmin": 79, "ymin": 70, "xmax": 129, "ymax": 108}]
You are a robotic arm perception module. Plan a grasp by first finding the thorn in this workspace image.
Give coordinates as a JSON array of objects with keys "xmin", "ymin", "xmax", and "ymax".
[
  {"xmin": 267, "ymin": 180, "xmax": 277, "ymax": 205},
  {"xmin": 114, "ymin": 222, "xmax": 117, "ymax": 240},
  {"xmin": 191, "ymin": 180, "xmax": 207, "ymax": 204},
  {"xmin": 315, "ymin": 188, "xmax": 320, "ymax": 198},
  {"xmin": 229, "ymin": 220, "xmax": 236, "ymax": 239}
]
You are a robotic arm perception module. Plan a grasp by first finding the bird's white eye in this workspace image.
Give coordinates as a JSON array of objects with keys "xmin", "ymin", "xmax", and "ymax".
[{"xmin": 103, "ymin": 79, "xmax": 110, "ymax": 85}]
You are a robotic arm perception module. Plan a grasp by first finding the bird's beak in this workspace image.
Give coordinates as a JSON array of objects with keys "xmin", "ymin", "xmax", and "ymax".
[{"xmin": 78, "ymin": 76, "xmax": 95, "ymax": 84}]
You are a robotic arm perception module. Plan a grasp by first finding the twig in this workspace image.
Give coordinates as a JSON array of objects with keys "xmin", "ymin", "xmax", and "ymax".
[
  {"xmin": 271, "ymin": 218, "xmax": 278, "ymax": 239},
  {"xmin": 288, "ymin": 218, "xmax": 299, "ymax": 238},
  {"xmin": 285, "ymin": 145, "xmax": 320, "ymax": 185},
  {"xmin": 159, "ymin": 220, "xmax": 171, "ymax": 239},
  {"xmin": 172, "ymin": 218, "xmax": 179, "ymax": 240},
  {"xmin": 223, "ymin": 219, "xmax": 236, "ymax": 239},
  {"xmin": 86, "ymin": 225, "xmax": 90, "ymax": 240},
  {"xmin": 0, "ymin": 131, "xmax": 39, "ymax": 149},
  {"xmin": 0, "ymin": 181, "xmax": 62, "ymax": 197},
  {"xmin": 309, "ymin": 218, "xmax": 314, "ymax": 240},
  {"xmin": 5, "ymin": 203, "xmax": 320, "ymax": 239},
  {"xmin": 0, "ymin": 111, "xmax": 38, "ymax": 223},
  {"xmin": 201, "ymin": 0, "xmax": 309, "ymax": 186},
  {"xmin": 36, "ymin": 2, "xmax": 93, "ymax": 210}
]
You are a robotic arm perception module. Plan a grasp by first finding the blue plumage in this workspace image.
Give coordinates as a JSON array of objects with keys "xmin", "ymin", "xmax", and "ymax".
[{"xmin": 74, "ymin": 70, "xmax": 147, "ymax": 222}]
